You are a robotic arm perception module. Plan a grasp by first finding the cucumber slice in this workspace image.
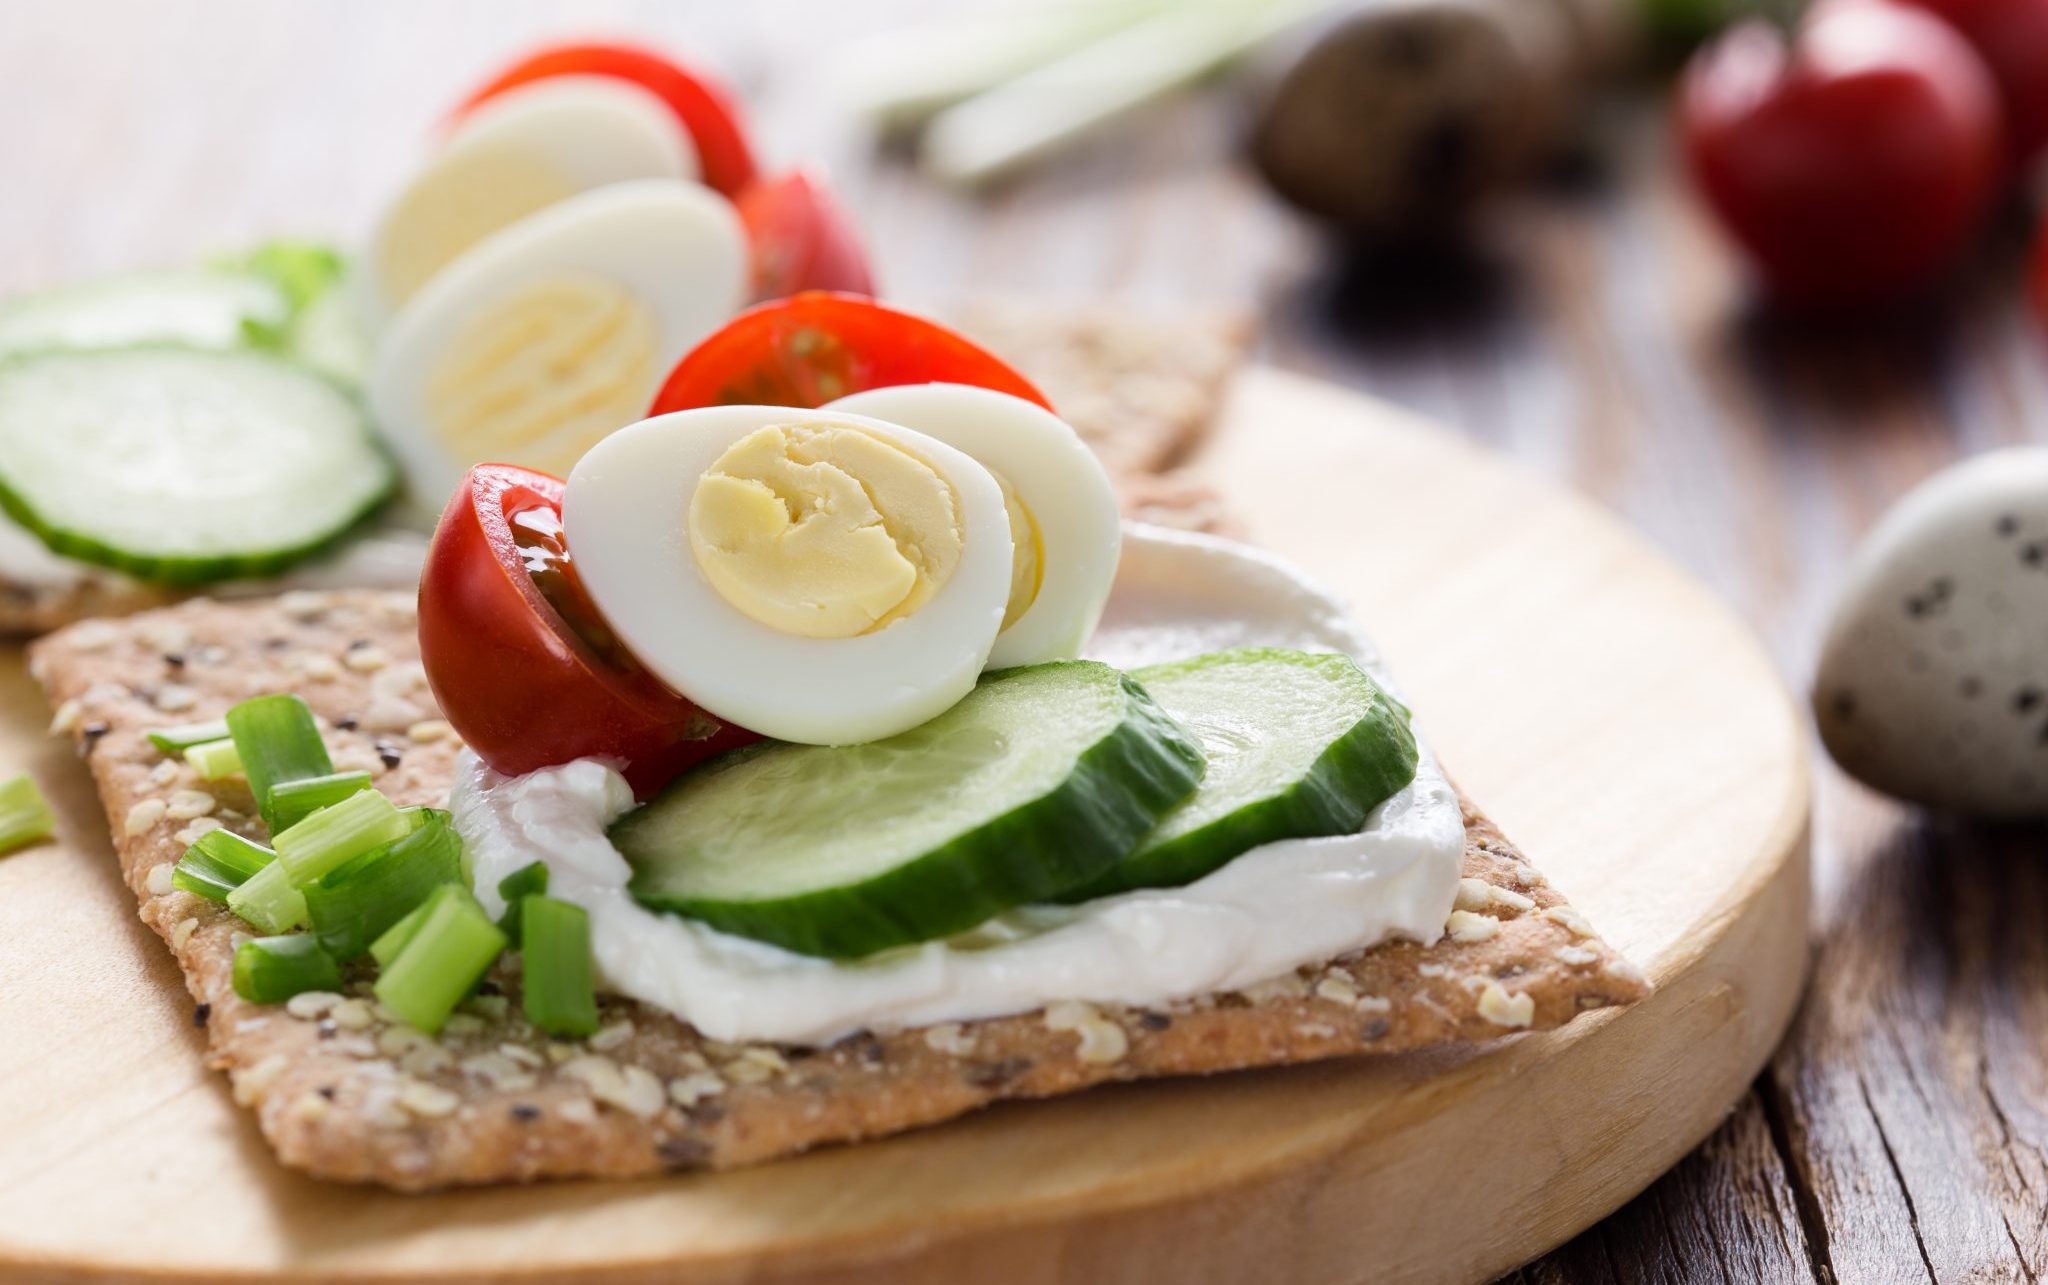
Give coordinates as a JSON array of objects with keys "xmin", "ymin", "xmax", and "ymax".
[
  {"xmin": 1066, "ymin": 648, "xmax": 1419, "ymax": 899},
  {"xmin": 0, "ymin": 348, "xmax": 395, "ymax": 584},
  {"xmin": 615, "ymin": 660, "xmax": 1205, "ymax": 959},
  {"xmin": 0, "ymin": 269, "xmax": 288, "ymax": 357}
]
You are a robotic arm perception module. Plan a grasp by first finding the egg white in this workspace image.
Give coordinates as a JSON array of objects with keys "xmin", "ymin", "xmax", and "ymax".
[
  {"xmin": 563, "ymin": 406, "xmax": 1015, "ymax": 746},
  {"xmin": 356, "ymin": 75, "xmax": 697, "ymax": 327},
  {"xmin": 370, "ymin": 179, "xmax": 747, "ymax": 509},
  {"xmin": 825, "ymin": 383, "xmax": 1120, "ymax": 669}
]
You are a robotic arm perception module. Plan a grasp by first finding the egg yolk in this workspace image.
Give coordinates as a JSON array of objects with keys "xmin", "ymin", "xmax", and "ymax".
[
  {"xmin": 689, "ymin": 424, "xmax": 965, "ymax": 639},
  {"xmin": 994, "ymin": 474, "xmax": 1043, "ymax": 631},
  {"xmin": 377, "ymin": 149, "xmax": 577, "ymax": 307},
  {"xmin": 425, "ymin": 272, "xmax": 659, "ymax": 477}
]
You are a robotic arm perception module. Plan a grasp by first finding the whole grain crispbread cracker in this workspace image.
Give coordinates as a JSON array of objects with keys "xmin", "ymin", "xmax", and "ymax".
[
  {"xmin": 29, "ymin": 592, "xmax": 1645, "ymax": 1191},
  {"xmin": 0, "ymin": 306, "xmax": 1249, "ymax": 634}
]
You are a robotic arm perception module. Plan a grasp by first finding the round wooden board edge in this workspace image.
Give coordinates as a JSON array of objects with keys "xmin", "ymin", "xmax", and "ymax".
[{"xmin": 0, "ymin": 367, "xmax": 1816, "ymax": 1285}]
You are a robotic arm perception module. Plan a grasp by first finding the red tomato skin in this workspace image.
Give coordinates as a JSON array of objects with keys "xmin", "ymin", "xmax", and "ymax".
[
  {"xmin": 1680, "ymin": 0, "xmax": 2004, "ymax": 307},
  {"xmin": 418, "ymin": 464, "xmax": 756, "ymax": 798},
  {"xmin": 460, "ymin": 42, "xmax": 758, "ymax": 197},
  {"xmin": 1897, "ymin": 0, "xmax": 2048, "ymax": 164},
  {"xmin": 739, "ymin": 170, "xmax": 877, "ymax": 301},
  {"xmin": 2030, "ymin": 216, "xmax": 2048, "ymax": 333},
  {"xmin": 649, "ymin": 292, "xmax": 1053, "ymax": 414}
]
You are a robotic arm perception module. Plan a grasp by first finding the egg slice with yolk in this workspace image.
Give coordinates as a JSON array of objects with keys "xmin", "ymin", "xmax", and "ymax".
[
  {"xmin": 825, "ymin": 383, "xmax": 1121, "ymax": 669},
  {"xmin": 370, "ymin": 179, "xmax": 747, "ymax": 509},
  {"xmin": 564, "ymin": 405, "xmax": 1014, "ymax": 745},
  {"xmin": 357, "ymin": 75, "xmax": 696, "ymax": 327}
]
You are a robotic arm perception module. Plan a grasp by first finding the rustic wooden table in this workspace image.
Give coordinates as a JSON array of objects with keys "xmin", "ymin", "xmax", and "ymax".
[{"xmin": 5, "ymin": 1, "xmax": 2044, "ymax": 1279}]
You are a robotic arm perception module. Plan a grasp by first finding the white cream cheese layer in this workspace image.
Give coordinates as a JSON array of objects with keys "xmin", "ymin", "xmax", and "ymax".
[{"xmin": 454, "ymin": 524, "xmax": 1467, "ymax": 1047}]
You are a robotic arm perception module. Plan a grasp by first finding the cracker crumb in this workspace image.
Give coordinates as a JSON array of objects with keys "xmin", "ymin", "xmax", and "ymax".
[
  {"xmin": 1454, "ymin": 877, "xmax": 1493, "ymax": 912},
  {"xmin": 1240, "ymin": 971, "xmax": 1310, "ymax": 1003},
  {"xmin": 1478, "ymin": 983, "xmax": 1535, "ymax": 1028},
  {"xmin": 1489, "ymin": 886, "xmax": 1537, "ymax": 914},
  {"xmin": 563, "ymin": 1055, "xmax": 666, "ymax": 1118},
  {"xmin": 152, "ymin": 683, "xmax": 198, "ymax": 713},
  {"xmin": 232, "ymin": 1054, "xmax": 290, "ymax": 1106},
  {"xmin": 172, "ymin": 816, "xmax": 222, "ymax": 846},
  {"xmin": 922, "ymin": 1023, "xmax": 976, "ymax": 1057},
  {"xmin": 406, "ymin": 718, "xmax": 456, "ymax": 745},
  {"xmin": 286, "ymin": 991, "xmax": 344, "ymax": 1020},
  {"xmin": 1541, "ymin": 905, "xmax": 1594, "ymax": 938},
  {"xmin": 286, "ymin": 1091, "xmax": 331, "ymax": 1123},
  {"xmin": 65, "ymin": 621, "xmax": 120, "ymax": 652},
  {"xmin": 143, "ymin": 861, "xmax": 175, "ymax": 896},
  {"xmin": 170, "ymin": 917, "xmax": 199, "ymax": 951},
  {"xmin": 279, "ymin": 590, "xmax": 331, "ymax": 621},
  {"xmin": 164, "ymin": 788, "xmax": 217, "ymax": 821},
  {"xmin": 292, "ymin": 652, "xmax": 343, "ymax": 683},
  {"xmin": 1044, "ymin": 1001, "xmax": 1128, "ymax": 1064},
  {"xmin": 344, "ymin": 645, "xmax": 392, "ymax": 674},
  {"xmin": 48, "ymin": 697, "xmax": 82, "ymax": 735},
  {"xmin": 397, "ymin": 1079, "xmax": 461, "ymax": 1118},
  {"xmin": 1314, "ymin": 975, "xmax": 1361, "ymax": 1007},
  {"xmin": 329, "ymin": 998, "xmax": 375, "ymax": 1031},
  {"xmin": 126, "ymin": 798, "xmax": 168, "ymax": 837},
  {"xmin": 669, "ymin": 1070, "xmax": 727, "ymax": 1108},
  {"xmin": 1446, "ymin": 910, "xmax": 1501, "ymax": 943}
]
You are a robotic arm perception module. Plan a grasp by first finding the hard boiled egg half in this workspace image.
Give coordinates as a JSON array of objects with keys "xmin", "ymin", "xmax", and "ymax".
[
  {"xmin": 562, "ymin": 389, "xmax": 1122, "ymax": 745},
  {"xmin": 565, "ymin": 406, "xmax": 1016, "ymax": 745},
  {"xmin": 370, "ymin": 179, "xmax": 747, "ymax": 507},
  {"xmin": 356, "ymin": 75, "xmax": 698, "ymax": 327},
  {"xmin": 823, "ymin": 383, "xmax": 1121, "ymax": 669}
]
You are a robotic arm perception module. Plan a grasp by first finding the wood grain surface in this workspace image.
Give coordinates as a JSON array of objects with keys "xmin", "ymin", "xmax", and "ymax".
[{"xmin": 2, "ymin": 0, "xmax": 2044, "ymax": 1280}]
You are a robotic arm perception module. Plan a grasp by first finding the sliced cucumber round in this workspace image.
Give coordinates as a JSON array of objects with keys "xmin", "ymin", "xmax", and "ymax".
[
  {"xmin": 0, "ymin": 347, "xmax": 395, "ymax": 584},
  {"xmin": 0, "ymin": 269, "xmax": 288, "ymax": 358},
  {"xmin": 615, "ymin": 660, "xmax": 1206, "ymax": 959},
  {"xmin": 1065, "ymin": 648, "xmax": 1418, "ymax": 899}
]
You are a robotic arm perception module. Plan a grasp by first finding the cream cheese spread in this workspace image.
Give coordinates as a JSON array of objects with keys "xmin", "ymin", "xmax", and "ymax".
[{"xmin": 454, "ymin": 524, "xmax": 1466, "ymax": 1047}]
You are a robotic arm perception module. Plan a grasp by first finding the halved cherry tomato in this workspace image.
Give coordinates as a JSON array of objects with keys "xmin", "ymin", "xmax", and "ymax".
[
  {"xmin": 739, "ymin": 170, "xmax": 877, "ymax": 301},
  {"xmin": 458, "ymin": 42, "xmax": 759, "ymax": 198},
  {"xmin": 649, "ymin": 292, "xmax": 1051, "ymax": 414},
  {"xmin": 418, "ymin": 463, "xmax": 756, "ymax": 798},
  {"xmin": 1680, "ymin": 0, "xmax": 2004, "ymax": 307}
]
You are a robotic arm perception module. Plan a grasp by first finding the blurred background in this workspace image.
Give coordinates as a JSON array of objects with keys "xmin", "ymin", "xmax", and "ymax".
[{"xmin": 7, "ymin": 0, "xmax": 2046, "ymax": 1277}]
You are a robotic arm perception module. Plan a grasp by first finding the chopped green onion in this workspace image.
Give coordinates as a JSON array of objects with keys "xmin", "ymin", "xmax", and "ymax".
[
  {"xmin": 225, "ymin": 695, "xmax": 333, "ymax": 832},
  {"xmin": 267, "ymin": 770, "xmax": 372, "ymax": 834},
  {"xmin": 171, "ymin": 828, "xmax": 275, "ymax": 903},
  {"xmin": 183, "ymin": 737, "xmax": 244, "ymax": 781},
  {"xmin": 232, "ymin": 934, "xmax": 341, "ymax": 1003},
  {"xmin": 272, "ymin": 787, "xmax": 410, "ymax": 886},
  {"xmin": 520, "ymin": 896, "xmax": 598, "ymax": 1038},
  {"xmin": 370, "ymin": 900, "xmax": 430, "ymax": 969},
  {"xmin": 373, "ymin": 885, "xmax": 506, "ymax": 1035},
  {"xmin": 0, "ymin": 774, "xmax": 55, "ymax": 855},
  {"xmin": 147, "ymin": 718, "xmax": 231, "ymax": 755},
  {"xmin": 304, "ymin": 810, "xmax": 463, "ymax": 961},
  {"xmin": 496, "ymin": 860, "xmax": 549, "ymax": 945},
  {"xmin": 226, "ymin": 859, "xmax": 308, "ymax": 933}
]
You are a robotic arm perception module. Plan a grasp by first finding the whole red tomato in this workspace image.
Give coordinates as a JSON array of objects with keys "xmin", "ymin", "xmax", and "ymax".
[
  {"xmin": 1896, "ymin": 0, "xmax": 2048, "ymax": 164},
  {"xmin": 739, "ymin": 170, "xmax": 877, "ymax": 301},
  {"xmin": 418, "ymin": 464, "xmax": 756, "ymax": 797},
  {"xmin": 649, "ymin": 293, "xmax": 1050, "ymax": 414},
  {"xmin": 458, "ymin": 42, "xmax": 759, "ymax": 198},
  {"xmin": 1680, "ymin": 0, "xmax": 2004, "ymax": 307}
]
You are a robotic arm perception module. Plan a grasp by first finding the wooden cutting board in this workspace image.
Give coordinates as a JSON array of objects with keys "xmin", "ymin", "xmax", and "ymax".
[{"xmin": 0, "ymin": 368, "xmax": 1811, "ymax": 1285}]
